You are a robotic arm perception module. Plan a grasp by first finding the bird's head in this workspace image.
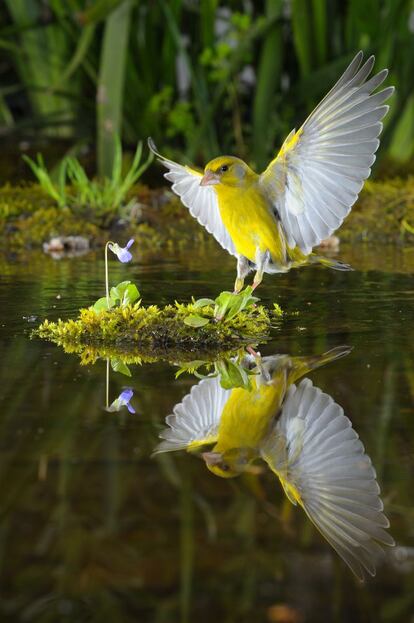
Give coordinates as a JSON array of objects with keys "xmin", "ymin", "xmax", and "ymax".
[
  {"xmin": 202, "ymin": 447, "xmax": 258, "ymax": 479},
  {"xmin": 200, "ymin": 156, "xmax": 254, "ymax": 188}
]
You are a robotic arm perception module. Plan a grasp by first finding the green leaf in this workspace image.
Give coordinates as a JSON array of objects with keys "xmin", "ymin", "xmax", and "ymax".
[
  {"xmin": 110, "ymin": 357, "xmax": 131, "ymax": 377},
  {"xmin": 214, "ymin": 287, "xmax": 259, "ymax": 321},
  {"xmin": 225, "ymin": 291, "xmax": 254, "ymax": 320},
  {"xmin": 193, "ymin": 298, "xmax": 215, "ymax": 308},
  {"xmin": 175, "ymin": 360, "xmax": 207, "ymax": 378},
  {"xmin": 110, "ymin": 281, "xmax": 140, "ymax": 307},
  {"xmin": 215, "ymin": 360, "xmax": 252, "ymax": 390},
  {"xmin": 97, "ymin": 1, "xmax": 132, "ymax": 176},
  {"xmin": 213, "ymin": 291, "xmax": 233, "ymax": 320},
  {"xmin": 110, "ymin": 280, "xmax": 129, "ymax": 301},
  {"xmin": 93, "ymin": 296, "xmax": 113, "ymax": 312},
  {"xmin": 183, "ymin": 315, "xmax": 210, "ymax": 328}
]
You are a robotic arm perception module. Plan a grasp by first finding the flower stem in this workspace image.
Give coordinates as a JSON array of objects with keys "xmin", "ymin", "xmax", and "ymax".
[
  {"xmin": 105, "ymin": 241, "xmax": 112, "ymax": 308},
  {"xmin": 106, "ymin": 357, "xmax": 109, "ymax": 408}
]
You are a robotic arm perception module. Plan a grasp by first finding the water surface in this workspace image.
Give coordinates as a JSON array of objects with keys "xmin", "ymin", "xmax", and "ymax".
[{"xmin": 0, "ymin": 244, "xmax": 413, "ymax": 622}]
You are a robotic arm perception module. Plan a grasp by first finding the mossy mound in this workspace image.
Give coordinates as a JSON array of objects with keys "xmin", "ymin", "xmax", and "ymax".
[
  {"xmin": 340, "ymin": 177, "xmax": 414, "ymax": 243},
  {"xmin": 34, "ymin": 299, "xmax": 273, "ymax": 356},
  {"xmin": 0, "ymin": 183, "xmax": 210, "ymax": 253},
  {"xmin": 32, "ymin": 336, "xmax": 246, "ymax": 369},
  {"xmin": 2, "ymin": 176, "xmax": 414, "ymax": 250},
  {"xmin": 0, "ymin": 184, "xmax": 101, "ymax": 248}
]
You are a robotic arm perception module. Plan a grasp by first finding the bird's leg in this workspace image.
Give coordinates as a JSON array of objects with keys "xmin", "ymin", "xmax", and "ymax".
[
  {"xmin": 247, "ymin": 345, "xmax": 259, "ymax": 358},
  {"xmin": 252, "ymin": 249, "xmax": 270, "ymax": 290},
  {"xmin": 234, "ymin": 255, "xmax": 250, "ymax": 293},
  {"xmin": 246, "ymin": 345, "xmax": 271, "ymax": 383}
]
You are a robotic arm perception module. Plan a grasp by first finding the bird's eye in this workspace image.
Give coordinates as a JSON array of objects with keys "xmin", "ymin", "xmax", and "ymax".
[
  {"xmin": 221, "ymin": 463, "xmax": 229, "ymax": 471},
  {"xmin": 220, "ymin": 164, "xmax": 229, "ymax": 173}
]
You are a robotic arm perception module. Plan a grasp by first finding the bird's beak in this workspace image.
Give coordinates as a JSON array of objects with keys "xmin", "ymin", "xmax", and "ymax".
[
  {"xmin": 201, "ymin": 451, "xmax": 223, "ymax": 466},
  {"xmin": 200, "ymin": 170, "xmax": 220, "ymax": 186}
]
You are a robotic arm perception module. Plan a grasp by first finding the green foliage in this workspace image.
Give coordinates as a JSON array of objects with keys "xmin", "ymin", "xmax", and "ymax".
[
  {"xmin": 214, "ymin": 287, "xmax": 259, "ymax": 321},
  {"xmin": 110, "ymin": 357, "xmax": 131, "ymax": 377},
  {"xmin": 2, "ymin": 174, "xmax": 414, "ymax": 251},
  {"xmin": 339, "ymin": 177, "xmax": 414, "ymax": 243},
  {"xmin": 23, "ymin": 138, "xmax": 152, "ymax": 219},
  {"xmin": 110, "ymin": 281, "xmax": 140, "ymax": 307},
  {"xmin": 175, "ymin": 351, "xmax": 257, "ymax": 391},
  {"xmin": 183, "ymin": 315, "xmax": 210, "ymax": 328},
  {"xmin": 273, "ymin": 302, "xmax": 284, "ymax": 317},
  {"xmin": 215, "ymin": 358, "xmax": 255, "ymax": 390},
  {"xmin": 93, "ymin": 280, "xmax": 140, "ymax": 312},
  {"xmin": 2, "ymin": 1, "xmax": 413, "ymax": 167},
  {"xmin": 188, "ymin": 287, "xmax": 259, "ymax": 327},
  {"xmin": 34, "ymin": 290, "xmax": 271, "ymax": 356},
  {"xmin": 97, "ymin": 0, "xmax": 132, "ymax": 176},
  {"xmin": 0, "ymin": 185, "xmax": 101, "ymax": 248}
]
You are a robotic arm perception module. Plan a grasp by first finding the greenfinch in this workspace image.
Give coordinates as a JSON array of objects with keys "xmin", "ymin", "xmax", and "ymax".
[
  {"xmin": 149, "ymin": 52, "xmax": 394, "ymax": 291},
  {"xmin": 154, "ymin": 346, "xmax": 394, "ymax": 580}
]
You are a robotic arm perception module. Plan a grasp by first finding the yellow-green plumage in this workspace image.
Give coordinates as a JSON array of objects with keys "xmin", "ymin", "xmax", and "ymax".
[
  {"xmin": 155, "ymin": 345, "xmax": 395, "ymax": 580},
  {"xmin": 150, "ymin": 52, "xmax": 394, "ymax": 289},
  {"xmin": 205, "ymin": 155, "xmax": 306, "ymax": 269},
  {"xmin": 205, "ymin": 351, "xmax": 339, "ymax": 479}
]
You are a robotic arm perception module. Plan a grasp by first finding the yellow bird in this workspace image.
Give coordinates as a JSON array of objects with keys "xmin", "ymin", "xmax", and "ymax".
[
  {"xmin": 149, "ymin": 52, "xmax": 394, "ymax": 291},
  {"xmin": 154, "ymin": 346, "xmax": 394, "ymax": 580}
]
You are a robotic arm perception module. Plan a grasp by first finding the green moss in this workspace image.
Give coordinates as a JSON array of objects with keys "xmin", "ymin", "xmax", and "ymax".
[
  {"xmin": 10, "ymin": 206, "xmax": 101, "ymax": 248},
  {"xmin": 340, "ymin": 177, "xmax": 414, "ymax": 243},
  {"xmin": 0, "ymin": 183, "xmax": 53, "ymax": 216},
  {"xmin": 3, "ymin": 175, "xmax": 413, "ymax": 250},
  {"xmin": 34, "ymin": 298, "xmax": 274, "ymax": 359},
  {"xmin": 0, "ymin": 183, "xmax": 101, "ymax": 248},
  {"xmin": 32, "ymin": 336, "xmax": 246, "ymax": 369}
]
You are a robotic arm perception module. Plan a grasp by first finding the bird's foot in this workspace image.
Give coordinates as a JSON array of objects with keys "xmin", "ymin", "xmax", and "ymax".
[
  {"xmin": 233, "ymin": 277, "xmax": 244, "ymax": 294},
  {"xmin": 246, "ymin": 346, "xmax": 271, "ymax": 382}
]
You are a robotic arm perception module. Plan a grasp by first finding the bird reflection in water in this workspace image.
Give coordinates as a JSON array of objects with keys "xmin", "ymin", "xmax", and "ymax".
[{"xmin": 154, "ymin": 346, "xmax": 395, "ymax": 580}]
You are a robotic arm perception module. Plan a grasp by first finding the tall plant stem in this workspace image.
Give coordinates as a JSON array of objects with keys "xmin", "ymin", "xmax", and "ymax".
[
  {"xmin": 105, "ymin": 241, "xmax": 112, "ymax": 307},
  {"xmin": 106, "ymin": 358, "xmax": 109, "ymax": 409}
]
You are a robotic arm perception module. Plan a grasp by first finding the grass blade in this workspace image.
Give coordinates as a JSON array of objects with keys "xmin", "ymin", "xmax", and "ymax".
[
  {"xmin": 97, "ymin": 0, "xmax": 132, "ymax": 177},
  {"xmin": 252, "ymin": 0, "xmax": 283, "ymax": 169}
]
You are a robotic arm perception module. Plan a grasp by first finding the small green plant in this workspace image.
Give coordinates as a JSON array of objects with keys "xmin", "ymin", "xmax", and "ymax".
[
  {"xmin": 91, "ymin": 238, "xmax": 138, "ymax": 311},
  {"xmin": 184, "ymin": 287, "xmax": 259, "ymax": 327},
  {"xmin": 23, "ymin": 138, "xmax": 152, "ymax": 219},
  {"xmin": 33, "ymin": 240, "xmax": 278, "ymax": 355},
  {"xmin": 175, "ymin": 352, "xmax": 257, "ymax": 391}
]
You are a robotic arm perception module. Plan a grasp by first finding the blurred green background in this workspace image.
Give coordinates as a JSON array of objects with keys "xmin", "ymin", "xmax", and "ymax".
[{"xmin": 1, "ymin": 0, "xmax": 413, "ymax": 179}]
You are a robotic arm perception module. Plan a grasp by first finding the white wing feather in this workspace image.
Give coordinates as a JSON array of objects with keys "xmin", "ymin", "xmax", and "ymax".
[
  {"xmin": 260, "ymin": 52, "xmax": 394, "ymax": 254},
  {"xmin": 261, "ymin": 378, "xmax": 394, "ymax": 580},
  {"xmin": 153, "ymin": 376, "xmax": 231, "ymax": 454},
  {"xmin": 148, "ymin": 139, "xmax": 237, "ymax": 256}
]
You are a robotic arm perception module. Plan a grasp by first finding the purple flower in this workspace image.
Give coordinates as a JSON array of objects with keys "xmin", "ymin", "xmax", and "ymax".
[
  {"xmin": 108, "ymin": 239, "xmax": 134, "ymax": 263},
  {"xmin": 106, "ymin": 388, "xmax": 136, "ymax": 413}
]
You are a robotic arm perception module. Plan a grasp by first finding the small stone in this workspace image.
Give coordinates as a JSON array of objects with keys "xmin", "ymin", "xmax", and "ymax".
[{"xmin": 43, "ymin": 235, "xmax": 90, "ymax": 258}]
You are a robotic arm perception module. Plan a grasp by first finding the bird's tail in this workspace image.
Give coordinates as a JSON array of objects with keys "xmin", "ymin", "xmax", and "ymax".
[
  {"xmin": 309, "ymin": 254, "xmax": 353, "ymax": 271},
  {"xmin": 289, "ymin": 345, "xmax": 352, "ymax": 383}
]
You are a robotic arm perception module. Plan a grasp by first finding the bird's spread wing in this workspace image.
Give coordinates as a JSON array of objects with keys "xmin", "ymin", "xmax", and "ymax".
[
  {"xmin": 153, "ymin": 376, "xmax": 231, "ymax": 454},
  {"xmin": 148, "ymin": 138, "xmax": 237, "ymax": 256},
  {"xmin": 260, "ymin": 378, "xmax": 394, "ymax": 581},
  {"xmin": 260, "ymin": 52, "xmax": 394, "ymax": 254}
]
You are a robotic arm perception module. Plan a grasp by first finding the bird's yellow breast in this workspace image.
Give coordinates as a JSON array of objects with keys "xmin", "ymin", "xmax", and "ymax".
[
  {"xmin": 214, "ymin": 379, "xmax": 284, "ymax": 454},
  {"xmin": 214, "ymin": 183, "xmax": 287, "ymax": 265}
]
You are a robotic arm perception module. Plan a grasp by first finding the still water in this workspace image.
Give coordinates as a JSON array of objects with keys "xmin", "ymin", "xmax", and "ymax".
[{"xmin": 0, "ymin": 244, "xmax": 413, "ymax": 622}]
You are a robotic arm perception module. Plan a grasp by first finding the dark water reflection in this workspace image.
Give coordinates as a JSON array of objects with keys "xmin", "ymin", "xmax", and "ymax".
[{"xmin": 0, "ymin": 245, "xmax": 413, "ymax": 622}]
